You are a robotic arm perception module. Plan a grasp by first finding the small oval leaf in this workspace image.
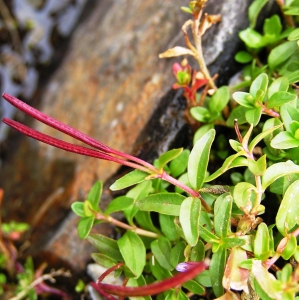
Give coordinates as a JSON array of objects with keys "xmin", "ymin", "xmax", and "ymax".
[
  {"xmin": 77, "ymin": 216, "xmax": 94, "ymax": 239},
  {"xmin": 179, "ymin": 197, "xmax": 201, "ymax": 246},
  {"xmin": 110, "ymin": 170, "xmax": 149, "ymax": 191},
  {"xmin": 214, "ymin": 194, "xmax": 233, "ymax": 238},
  {"xmin": 262, "ymin": 161, "xmax": 299, "ymax": 190},
  {"xmin": 276, "ymin": 180, "xmax": 299, "ymax": 236},
  {"xmin": 88, "ymin": 234, "xmax": 123, "ymax": 261},
  {"xmin": 188, "ymin": 129, "xmax": 215, "ymax": 190},
  {"xmin": 117, "ymin": 231, "xmax": 146, "ymax": 278},
  {"xmin": 151, "ymin": 237, "xmax": 173, "ymax": 271},
  {"xmin": 136, "ymin": 193, "xmax": 186, "ymax": 216}
]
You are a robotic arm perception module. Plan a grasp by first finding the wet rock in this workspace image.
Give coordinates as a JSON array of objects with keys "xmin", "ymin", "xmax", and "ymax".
[{"xmin": 0, "ymin": 0, "xmax": 278, "ymax": 277}]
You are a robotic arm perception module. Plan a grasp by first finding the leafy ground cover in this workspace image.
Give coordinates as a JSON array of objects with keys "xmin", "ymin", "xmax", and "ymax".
[{"xmin": 2, "ymin": 0, "xmax": 299, "ymax": 299}]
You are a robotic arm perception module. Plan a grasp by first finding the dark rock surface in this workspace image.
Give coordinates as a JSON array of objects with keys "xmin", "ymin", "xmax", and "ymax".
[{"xmin": 0, "ymin": 0, "xmax": 278, "ymax": 279}]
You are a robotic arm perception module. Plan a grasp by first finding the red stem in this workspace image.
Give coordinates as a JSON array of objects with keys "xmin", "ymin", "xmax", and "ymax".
[
  {"xmin": 2, "ymin": 93, "xmax": 158, "ymax": 172},
  {"xmin": 2, "ymin": 118, "xmax": 149, "ymax": 173},
  {"xmin": 96, "ymin": 262, "xmax": 206, "ymax": 297}
]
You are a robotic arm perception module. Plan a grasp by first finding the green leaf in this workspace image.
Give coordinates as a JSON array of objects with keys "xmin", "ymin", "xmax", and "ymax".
[
  {"xmin": 210, "ymin": 246, "xmax": 227, "ymax": 297},
  {"xmin": 118, "ymin": 231, "xmax": 146, "ymax": 278},
  {"xmin": 87, "ymin": 234, "xmax": 123, "ymax": 261},
  {"xmin": 124, "ymin": 181, "xmax": 153, "ymax": 225},
  {"xmin": 267, "ymin": 91, "xmax": 297, "ymax": 108},
  {"xmin": 254, "ymin": 223, "xmax": 271, "ymax": 261},
  {"xmin": 227, "ymin": 106, "xmax": 248, "ymax": 126},
  {"xmin": 253, "ymin": 278, "xmax": 276, "ymax": 300},
  {"xmin": 77, "ymin": 216, "xmax": 94, "ymax": 239},
  {"xmin": 269, "ymin": 173, "xmax": 299, "ymax": 195},
  {"xmin": 245, "ymin": 107, "xmax": 262, "ymax": 126},
  {"xmin": 194, "ymin": 270, "xmax": 212, "ymax": 287},
  {"xmin": 250, "ymin": 73, "xmax": 268, "ymax": 99},
  {"xmin": 248, "ymin": 123, "xmax": 283, "ymax": 153},
  {"xmin": 71, "ymin": 202, "xmax": 85, "ymax": 217},
  {"xmin": 188, "ymin": 129, "xmax": 215, "ymax": 190},
  {"xmin": 248, "ymin": 155, "xmax": 267, "ymax": 176},
  {"xmin": 268, "ymin": 41, "xmax": 298, "ymax": 69},
  {"xmin": 221, "ymin": 237, "xmax": 246, "ymax": 248},
  {"xmin": 262, "ymin": 160, "xmax": 299, "ymax": 190},
  {"xmin": 127, "ymin": 180, "xmax": 152, "ymax": 200},
  {"xmin": 190, "ymin": 106, "xmax": 211, "ymax": 122},
  {"xmin": 110, "ymin": 170, "xmax": 149, "ymax": 191},
  {"xmin": 84, "ymin": 200, "xmax": 94, "ymax": 216},
  {"xmin": 124, "ymin": 204, "xmax": 139, "ymax": 227},
  {"xmin": 91, "ymin": 253, "xmax": 118, "ymax": 269},
  {"xmin": 170, "ymin": 241, "xmax": 186, "ymax": 268},
  {"xmin": 105, "ymin": 196, "xmax": 134, "ymax": 214},
  {"xmin": 159, "ymin": 214, "xmax": 179, "ymax": 241},
  {"xmin": 181, "ymin": 6, "xmax": 193, "ymax": 14},
  {"xmin": 239, "ymin": 28, "xmax": 264, "ymax": 48},
  {"xmin": 268, "ymin": 77, "xmax": 289, "ymax": 98},
  {"xmin": 209, "ymin": 86, "xmax": 230, "ymax": 113},
  {"xmin": 151, "ymin": 236, "xmax": 173, "ymax": 271},
  {"xmin": 229, "ymin": 140, "xmax": 242, "ymax": 152},
  {"xmin": 205, "ymin": 154, "xmax": 248, "ymax": 182},
  {"xmin": 87, "ymin": 181, "xmax": 102, "ymax": 210},
  {"xmin": 263, "ymin": 15, "xmax": 282, "ymax": 36},
  {"xmin": 190, "ymin": 240, "xmax": 205, "ymax": 262},
  {"xmin": 281, "ymin": 235, "xmax": 297, "ymax": 260},
  {"xmin": 183, "ymin": 280, "xmax": 205, "ymax": 295},
  {"xmin": 233, "ymin": 182, "xmax": 257, "ymax": 212},
  {"xmin": 271, "ymin": 131, "xmax": 299, "ymax": 149},
  {"xmin": 158, "ymin": 148, "xmax": 183, "ymax": 170},
  {"xmin": 179, "ymin": 197, "xmax": 201, "ymax": 246},
  {"xmin": 288, "ymin": 28, "xmax": 299, "ymax": 41},
  {"xmin": 199, "ymin": 224, "xmax": 220, "ymax": 243},
  {"xmin": 280, "ymin": 264, "xmax": 292, "ymax": 283},
  {"xmin": 281, "ymin": 104, "xmax": 299, "ymax": 132},
  {"xmin": 233, "ymin": 92, "xmax": 255, "ymax": 108},
  {"xmin": 170, "ymin": 149, "xmax": 190, "ymax": 178},
  {"xmin": 248, "ymin": 0, "xmax": 269, "ymax": 28},
  {"xmin": 284, "ymin": 7, "xmax": 299, "ymax": 15},
  {"xmin": 168, "ymin": 290, "xmax": 189, "ymax": 300},
  {"xmin": 276, "ymin": 180, "xmax": 299, "ymax": 236},
  {"xmin": 200, "ymin": 211, "xmax": 213, "ymax": 231},
  {"xmin": 150, "ymin": 255, "xmax": 172, "ymax": 280},
  {"xmin": 214, "ymin": 194, "xmax": 232, "ymax": 238},
  {"xmin": 134, "ymin": 211, "xmax": 159, "ymax": 233},
  {"xmin": 285, "ymin": 70, "xmax": 299, "ymax": 84},
  {"xmin": 136, "ymin": 193, "xmax": 185, "ymax": 216},
  {"xmin": 194, "ymin": 124, "xmax": 214, "ymax": 144},
  {"xmin": 127, "ymin": 276, "xmax": 152, "ymax": 300},
  {"xmin": 235, "ymin": 51, "xmax": 253, "ymax": 63}
]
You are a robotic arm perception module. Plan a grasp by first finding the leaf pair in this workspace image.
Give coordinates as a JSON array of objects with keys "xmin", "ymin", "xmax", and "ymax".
[
  {"xmin": 72, "ymin": 181, "xmax": 103, "ymax": 239},
  {"xmin": 233, "ymin": 74, "xmax": 296, "ymax": 126}
]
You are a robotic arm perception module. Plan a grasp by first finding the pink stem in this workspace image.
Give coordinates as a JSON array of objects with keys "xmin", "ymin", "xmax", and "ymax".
[
  {"xmin": 2, "ymin": 118, "xmax": 149, "ymax": 173},
  {"xmin": 161, "ymin": 172, "xmax": 211, "ymax": 212},
  {"xmin": 96, "ymin": 262, "xmax": 206, "ymax": 297},
  {"xmin": 2, "ymin": 93, "xmax": 158, "ymax": 172}
]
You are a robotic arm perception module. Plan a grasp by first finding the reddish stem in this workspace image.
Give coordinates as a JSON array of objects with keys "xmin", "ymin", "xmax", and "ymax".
[
  {"xmin": 96, "ymin": 262, "xmax": 207, "ymax": 297},
  {"xmin": 2, "ymin": 118, "xmax": 149, "ymax": 173},
  {"xmin": 2, "ymin": 93, "xmax": 158, "ymax": 172}
]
